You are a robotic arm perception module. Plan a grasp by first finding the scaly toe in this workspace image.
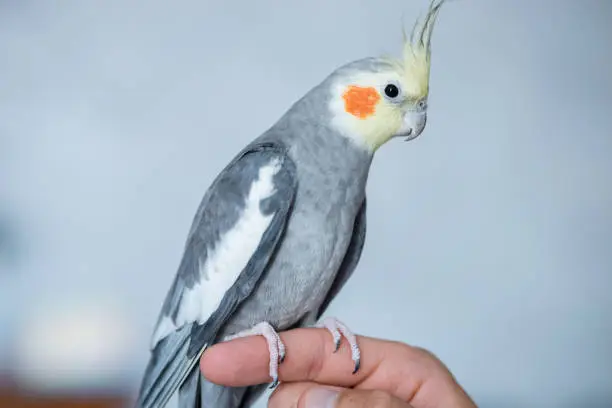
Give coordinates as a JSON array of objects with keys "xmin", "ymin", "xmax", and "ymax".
[
  {"xmin": 222, "ymin": 321, "xmax": 284, "ymax": 386},
  {"xmin": 317, "ymin": 316, "xmax": 361, "ymax": 374}
]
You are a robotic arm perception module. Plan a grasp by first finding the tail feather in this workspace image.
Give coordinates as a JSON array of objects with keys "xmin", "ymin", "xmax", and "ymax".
[
  {"xmin": 197, "ymin": 379, "xmax": 249, "ymax": 408},
  {"xmin": 238, "ymin": 384, "xmax": 268, "ymax": 408},
  {"xmin": 135, "ymin": 324, "xmax": 207, "ymax": 408},
  {"xmin": 178, "ymin": 366, "xmax": 201, "ymax": 408},
  {"xmin": 135, "ymin": 325, "xmax": 267, "ymax": 408}
]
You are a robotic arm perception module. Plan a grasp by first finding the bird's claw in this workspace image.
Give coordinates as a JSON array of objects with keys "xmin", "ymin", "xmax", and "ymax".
[
  {"xmin": 224, "ymin": 321, "xmax": 285, "ymax": 387},
  {"xmin": 328, "ymin": 326, "xmax": 342, "ymax": 352},
  {"xmin": 352, "ymin": 358, "xmax": 361, "ymax": 374},
  {"xmin": 316, "ymin": 316, "xmax": 361, "ymax": 374},
  {"xmin": 333, "ymin": 337, "xmax": 341, "ymax": 353}
]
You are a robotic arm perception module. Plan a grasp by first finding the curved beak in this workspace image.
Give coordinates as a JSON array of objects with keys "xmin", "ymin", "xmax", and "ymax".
[{"xmin": 395, "ymin": 111, "xmax": 428, "ymax": 141}]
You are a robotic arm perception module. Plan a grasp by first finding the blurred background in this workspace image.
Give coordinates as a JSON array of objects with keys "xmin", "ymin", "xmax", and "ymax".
[{"xmin": 1, "ymin": 0, "xmax": 611, "ymax": 407}]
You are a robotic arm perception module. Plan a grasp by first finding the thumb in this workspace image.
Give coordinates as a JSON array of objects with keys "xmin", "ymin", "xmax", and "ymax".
[
  {"xmin": 311, "ymin": 388, "xmax": 414, "ymax": 408},
  {"xmin": 278, "ymin": 385, "xmax": 414, "ymax": 408}
]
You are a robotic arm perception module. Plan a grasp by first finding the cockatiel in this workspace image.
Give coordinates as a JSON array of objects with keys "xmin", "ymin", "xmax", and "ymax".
[{"xmin": 135, "ymin": 1, "xmax": 447, "ymax": 407}]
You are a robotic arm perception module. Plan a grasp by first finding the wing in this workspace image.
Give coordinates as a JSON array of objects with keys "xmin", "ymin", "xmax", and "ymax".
[
  {"xmin": 135, "ymin": 141, "xmax": 297, "ymax": 408},
  {"xmin": 316, "ymin": 197, "xmax": 367, "ymax": 320}
]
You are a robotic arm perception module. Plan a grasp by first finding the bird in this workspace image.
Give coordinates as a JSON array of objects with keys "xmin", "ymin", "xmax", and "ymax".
[{"xmin": 135, "ymin": 1, "xmax": 447, "ymax": 407}]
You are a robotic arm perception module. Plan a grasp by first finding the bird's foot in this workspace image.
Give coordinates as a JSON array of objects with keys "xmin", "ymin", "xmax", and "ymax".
[
  {"xmin": 315, "ymin": 316, "xmax": 361, "ymax": 374},
  {"xmin": 223, "ymin": 321, "xmax": 285, "ymax": 388}
]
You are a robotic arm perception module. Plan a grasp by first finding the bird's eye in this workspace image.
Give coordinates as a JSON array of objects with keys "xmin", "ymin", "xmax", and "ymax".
[{"xmin": 384, "ymin": 83, "xmax": 400, "ymax": 99}]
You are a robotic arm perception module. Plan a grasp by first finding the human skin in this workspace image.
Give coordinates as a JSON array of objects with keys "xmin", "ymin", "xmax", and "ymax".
[{"xmin": 200, "ymin": 327, "xmax": 477, "ymax": 408}]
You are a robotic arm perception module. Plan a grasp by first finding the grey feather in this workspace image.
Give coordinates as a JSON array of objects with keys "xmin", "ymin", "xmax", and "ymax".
[
  {"xmin": 159, "ymin": 141, "xmax": 297, "ymax": 326},
  {"xmin": 136, "ymin": 57, "xmax": 405, "ymax": 408},
  {"xmin": 191, "ymin": 62, "xmax": 376, "ymax": 408},
  {"xmin": 135, "ymin": 142, "xmax": 298, "ymax": 408},
  {"xmin": 137, "ymin": 325, "xmax": 194, "ymax": 408},
  {"xmin": 178, "ymin": 365, "xmax": 201, "ymax": 408},
  {"xmin": 178, "ymin": 369, "xmax": 251, "ymax": 408},
  {"xmin": 216, "ymin": 200, "xmax": 367, "ymax": 406},
  {"xmin": 317, "ymin": 197, "xmax": 367, "ymax": 320}
]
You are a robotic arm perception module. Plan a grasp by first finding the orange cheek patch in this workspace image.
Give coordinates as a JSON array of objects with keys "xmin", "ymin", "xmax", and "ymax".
[{"xmin": 342, "ymin": 85, "xmax": 380, "ymax": 119}]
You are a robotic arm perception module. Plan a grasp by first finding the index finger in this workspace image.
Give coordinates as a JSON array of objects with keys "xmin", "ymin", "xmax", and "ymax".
[{"xmin": 200, "ymin": 327, "xmax": 434, "ymax": 400}]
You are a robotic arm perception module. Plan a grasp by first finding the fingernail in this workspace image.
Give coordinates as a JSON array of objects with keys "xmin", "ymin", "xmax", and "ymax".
[{"xmin": 304, "ymin": 387, "xmax": 339, "ymax": 408}]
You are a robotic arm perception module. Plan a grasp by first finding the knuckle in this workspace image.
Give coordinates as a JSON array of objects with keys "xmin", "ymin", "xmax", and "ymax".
[
  {"xmin": 409, "ymin": 345, "xmax": 456, "ymax": 383},
  {"xmin": 305, "ymin": 350, "xmax": 325, "ymax": 380},
  {"xmin": 412, "ymin": 345, "xmax": 439, "ymax": 361},
  {"xmin": 389, "ymin": 341, "xmax": 421, "ymax": 363},
  {"xmin": 413, "ymin": 346, "xmax": 447, "ymax": 370},
  {"xmin": 366, "ymin": 390, "xmax": 396, "ymax": 408},
  {"xmin": 305, "ymin": 331, "xmax": 329, "ymax": 380},
  {"xmin": 388, "ymin": 342, "xmax": 450, "ymax": 380},
  {"xmin": 398, "ymin": 342, "xmax": 440, "ymax": 366}
]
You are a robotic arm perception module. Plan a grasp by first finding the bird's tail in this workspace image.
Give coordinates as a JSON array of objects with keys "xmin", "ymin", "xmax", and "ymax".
[
  {"xmin": 180, "ymin": 369, "xmax": 268, "ymax": 408},
  {"xmin": 135, "ymin": 324, "xmax": 206, "ymax": 408}
]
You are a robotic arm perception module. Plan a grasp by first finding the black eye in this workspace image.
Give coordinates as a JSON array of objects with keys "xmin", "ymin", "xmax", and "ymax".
[{"xmin": 384, "ymin": 84, "xmax": 399, "ymax": 98}]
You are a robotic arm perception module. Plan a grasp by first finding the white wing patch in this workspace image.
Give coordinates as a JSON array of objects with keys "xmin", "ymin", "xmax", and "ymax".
[{"xmin": 151, "ymin": 158, "xmax": 283, "ymax": 348}]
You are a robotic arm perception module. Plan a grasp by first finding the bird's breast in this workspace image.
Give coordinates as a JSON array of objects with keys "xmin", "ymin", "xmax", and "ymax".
[{"xmin": 220, "ymin": 184, "xmax": 364, "ymax": 336}]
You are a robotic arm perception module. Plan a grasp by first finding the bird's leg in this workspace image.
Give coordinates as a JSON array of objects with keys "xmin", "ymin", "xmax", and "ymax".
[
  {"xmin": 223, "ymin": 321, "xmax": 285, "ymax": 388},
  {"xmin": 315, "ymin": 316, "xmax": 361, "ymax": 374}
]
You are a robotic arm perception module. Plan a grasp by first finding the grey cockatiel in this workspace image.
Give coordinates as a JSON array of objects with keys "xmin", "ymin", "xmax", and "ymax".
[{"xmin": 135, "ymin": 1, "xmax": 447, "ymax": 407}]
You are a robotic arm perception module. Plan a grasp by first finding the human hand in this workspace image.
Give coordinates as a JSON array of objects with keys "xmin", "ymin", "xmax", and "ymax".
[{"xmin": 201, "ymin": 327, "xmax": 477, "ymax": 408}]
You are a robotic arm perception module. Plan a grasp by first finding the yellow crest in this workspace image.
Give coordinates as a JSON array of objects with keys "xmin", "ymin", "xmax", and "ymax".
[{"xmin": 399, "ymin": 0, "xmax": 446, "ymax": 100}]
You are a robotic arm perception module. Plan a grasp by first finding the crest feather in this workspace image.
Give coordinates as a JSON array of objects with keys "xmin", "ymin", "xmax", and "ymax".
[{"xmin": 400, "ymin": 0, "xmax": 447, "ymax": 99}]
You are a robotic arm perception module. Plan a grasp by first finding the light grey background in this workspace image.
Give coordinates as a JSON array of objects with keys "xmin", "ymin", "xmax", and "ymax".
[{"xmin": 1, "ymin": 0, "xmax": 611, "ymax": 407}]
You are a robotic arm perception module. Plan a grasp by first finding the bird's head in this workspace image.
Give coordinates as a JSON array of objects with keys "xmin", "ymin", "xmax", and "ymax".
[{"xmin": 327, "ymin": 0, "xmax": 446, "ymax": 152}]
